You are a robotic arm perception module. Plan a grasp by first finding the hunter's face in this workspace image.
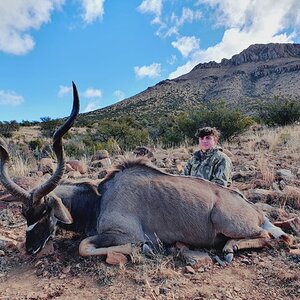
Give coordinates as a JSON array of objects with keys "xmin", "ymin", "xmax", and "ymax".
[{"xmin": 199, "ymin": 135, "xmax": 217, "ymax": 152}]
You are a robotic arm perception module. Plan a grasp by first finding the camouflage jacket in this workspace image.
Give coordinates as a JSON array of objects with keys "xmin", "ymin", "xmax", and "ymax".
[{"xmin": 182, "ymin": 147, "xmax": 232, "ymax": 187}]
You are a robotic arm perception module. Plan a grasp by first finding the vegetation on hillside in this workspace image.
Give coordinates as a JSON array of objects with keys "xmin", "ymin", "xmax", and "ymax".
[{"xmin": 1, "ymin": 97, "xmax": 300, "ymax": 157}]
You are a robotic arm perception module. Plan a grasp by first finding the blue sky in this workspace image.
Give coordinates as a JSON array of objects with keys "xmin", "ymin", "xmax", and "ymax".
[{"xmin": 1, "ymin": 0, "xmax": 300, "ymax": 122}]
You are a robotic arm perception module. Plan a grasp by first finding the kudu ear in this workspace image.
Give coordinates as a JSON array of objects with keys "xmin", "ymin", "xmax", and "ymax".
[{"xmin": 48, "ymin": 193, "xmax": 73, "ymax": 224}]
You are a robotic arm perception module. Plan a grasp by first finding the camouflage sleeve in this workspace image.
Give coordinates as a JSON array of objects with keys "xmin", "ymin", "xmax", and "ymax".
[
  {"xmin": 211, "ymin": 156, "xmax": 232, "ymax": 187},
  {"xmin": 182, "ymin": 157, "xmax": 193, "ymax": 176}
]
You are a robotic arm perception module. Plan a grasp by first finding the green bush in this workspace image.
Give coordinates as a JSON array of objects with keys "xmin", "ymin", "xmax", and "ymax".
[
  {"xmin": 93, "ymin": 138, "xmax": 122, "ymax": 156},
  {"xmin": 256, "ymin": 97, "xmax": 300, "ymax": 126},
  {"xmin": 64, "ymin": 141, "xmax": 86, "ymax": 159},
  {"xmin": 0, "ymin": 120, "xmax": 20, "ymax": 138},
  {"xmin": 158, "ymin": 101, "xmax": 254, "ymax": 145},
  {"xmin": 40, "ymin": 117, "xmax": 64, "ymax": 138},
  {"xmin": 28, "ymin": 138, "xmax": 44, "ymax": 151},
  {"xmin": 92, "ymin": 118, "xmax": 149, "ymax": 151}
]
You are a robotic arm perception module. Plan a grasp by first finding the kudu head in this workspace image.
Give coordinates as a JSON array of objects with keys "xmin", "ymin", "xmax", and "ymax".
[{"xmin": 0, "ymin": 82, "xmax": 80, "ymax": 254}]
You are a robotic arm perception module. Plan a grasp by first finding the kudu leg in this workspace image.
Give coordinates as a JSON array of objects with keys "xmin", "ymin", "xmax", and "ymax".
[
  {"xmin": 222, "ymin": 230, "xmax": 272, "ymax": 263},
  {"xmin": 79, "ymin": 236, "xmax": 132, "ymax": 257}
]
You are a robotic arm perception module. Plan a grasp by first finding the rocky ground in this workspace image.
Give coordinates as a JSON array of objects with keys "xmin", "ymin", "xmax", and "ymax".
[{"xmin": 0, "ymin": 125, "xmax": 300, "ymax": 300}]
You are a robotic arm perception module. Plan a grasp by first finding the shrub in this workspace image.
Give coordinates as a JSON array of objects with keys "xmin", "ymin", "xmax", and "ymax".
[
  {"xmin": 162, "ymin": 101, "xmax": 254, "ymax": 144},
  {"xmin": 0, "ymin": 120, "xmax": 20, "ymax": 138},
  {"xmin": 256, "ymin": 97, "xmax": 300, "ymax": 126},
  {"xmin": 28, "ymin": 138, "xmax": 44, "ymax": 151},
  {"xmin": 64, "ymin": 141, "xmax": 86, "ymax": 159},
  {"xmin": 40, "ymin": 117, "xmax": 64, "ymax": 138}
]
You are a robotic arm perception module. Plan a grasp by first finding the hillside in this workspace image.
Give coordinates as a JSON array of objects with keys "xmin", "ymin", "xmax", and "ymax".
[{"xmin": 78, "ymin": 43, "xmax": 300, "ymax": 125}]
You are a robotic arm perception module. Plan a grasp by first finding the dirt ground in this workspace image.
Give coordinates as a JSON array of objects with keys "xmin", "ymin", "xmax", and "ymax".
[
  {"xmin": 1, "ymin": 126, "xmax": 300, "ymax": 300},
  {"xmin": 0, "ymin": 219, "xmax": 299, "ymax": 300}
]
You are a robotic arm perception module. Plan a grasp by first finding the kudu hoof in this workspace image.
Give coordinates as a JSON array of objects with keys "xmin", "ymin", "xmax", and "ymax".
[
  {"xmin": 224, "ymin": 252, "xmax": 234, "ymax": 263},
  {"xmin": 142, "ymin": 243, "xmax": 155, "ymax": 257}
]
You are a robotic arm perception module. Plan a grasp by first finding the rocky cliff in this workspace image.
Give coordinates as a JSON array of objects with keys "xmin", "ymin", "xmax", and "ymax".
[{"xmin": 81, "ymin": 43, "xmax": 300, "ymax": 123}]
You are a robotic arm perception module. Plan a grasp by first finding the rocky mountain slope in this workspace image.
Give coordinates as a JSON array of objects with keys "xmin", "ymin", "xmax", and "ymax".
[{"xmin": 80, "ymin": 43, "xmax": 300, "ymax": 124}]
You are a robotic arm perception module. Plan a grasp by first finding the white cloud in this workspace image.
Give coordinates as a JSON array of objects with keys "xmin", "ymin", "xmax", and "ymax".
[
  {"xmin": 172, "ymin": 36, "xmax": 200, "ymax": 58},
  {"xmin": 58, "ymin": 85, "xmax": 72, "ymax": 97},
  {"xmin": 170, "ymin": 0, "xmax": 300, "ymax": 79},
  {"xmin": 167, "ymin": 54, "xmax": 177, "ymax": 65},
  {"xmin": 134, "ymin": 63, "xmax": 161, "ymax": 78},
  {"xmin": 82, "ymin": 88, "xmax": 102, "ymax": 98},
  {"xmin": 0, "ymin": 90, "xmax": 24, "ymax": 106},
  {"xmin": 165, "ymin": 7, "xmax": 202, "ymax": 37},
  {"xmin": 83, "ymin": 101, "xmax": 100, "ymax": 113},
  {"xmin": 81, "ymin": 0, "xmax": 105, "ymax": 24},
  {"xmin": 138, "ymin": 0, "xmax": 163, "ymax": 24},
  {"xmin": 0, "ymin": 0, "xmax": 64, "ymax": 55},
  {"xmin": 113, "ymin": 90, "xmax": 125, "ymax": 101}
]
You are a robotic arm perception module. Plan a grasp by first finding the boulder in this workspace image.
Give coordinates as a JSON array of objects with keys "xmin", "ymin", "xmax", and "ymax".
[
  {"xmin": 67, "ymin": 160, "xmax": 88, "ymax": 174},
  {"xmin": 90, "ymin": 158, "xmax": 111, "ymax": 168},
  {"xmin": 276, "ymin": 169, "xmax": 295, "ymax": 182},
  {"xmin": 38, "ymin": 158, "xmax": 55, "ymax": 174},
  {"xmin": 91, "ymin": 150, "xmax": 110, "ymax": 161}
]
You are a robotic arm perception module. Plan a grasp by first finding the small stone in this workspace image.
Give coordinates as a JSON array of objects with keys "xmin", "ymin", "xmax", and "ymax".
[
  {"xmin": 34, "ymin": 260, "xmax": 44, "ymax": 267},
  {"xmin": 62, "ymin": 266, "xmax": 71, "ymax": 274},
  {"xmin": 288, "ymin": 248, "xmax": 300, "ymax": 255},
  {"xmin": 185, "ymin": 266, "xmax": 195, "ymax": 274},
  {"xmin": 106, "ymin": 251, "xmax": 128, "ymax": 265},
  {"xmin": 159, "ymin": 287, "xmax": 169, "ymax": 295},
  {"xmin": 0, "ymin": 250, "xmax": 5, "ymax": 256},
  {"xmin": 181, "ymin": 249, "xmax": 213, "ymax": 268},
  {"xmin": 241, "ymin": 258, "xmax": 251, "ymax": 265},
  {"xmin": 36, "ymin": 240, "xmax": 55, "ymax": 257}
]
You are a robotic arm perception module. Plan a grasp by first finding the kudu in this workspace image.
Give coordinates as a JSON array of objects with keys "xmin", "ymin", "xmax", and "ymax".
[{"xmin": 0, "ymin": 83, "xmax": 293, "ymax": 262}]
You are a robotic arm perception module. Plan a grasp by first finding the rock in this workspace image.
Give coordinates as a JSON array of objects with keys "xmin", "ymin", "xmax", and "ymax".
[
  {"xmin": 254, "ymin": 202, "xmax": 278, "ymax": 213},
  {"xmin": 133, "ymin": 146, "xmax": 154, "ymax": 158},
  {"xmin": 106, "ymin": 251, "xmax": 128, "ymax": 265},
  {"xmin": 65, "ymin": 163, "xmax": 75, "ymax": 172},
  {"xmin": 232, "ymin": 171, "xmax": 255, "ymax": 182},
  {"xmin": 67, "ymin": 160, "xmax": 88, "ymax": 174},
  {"xmin": 12, "ymin": 176, "xmax": 42, "ymax": 190},
  {"xmin": 90, "ymin": 158, "xmax": 111, "ymax": 168},
  {"xmin": 181, "ymin": 249, "xmax": 213, "ymax": 268},
  {"xmin": 274, "ymin": 217, "xmax": 300, "ymax": 236},
  {"xmin": 66, "ymin": 171, "xmax": 82, "ymax": 178},
  {"xmin": 0, "ymin": 235, "xmax": 19, "ymax": 250},
  {"xmin": 288, "ymin": 248, "xmax": 300, "ymax": 256},
  {"xmin": 38, "ymin": 158, "xmax": 55, "ymax": 174},
  {"xmin": 282, "ymin": 185, "xmax": 300, "ymax": 209},
  {"xmin": 91, "ymin": 150, "xmax": 110, "ymax": 161},
  {"xmin": 62, "ymin": 265, "xmax": 71, "ymax": 274},
  {"xmin": 36, "ymin": 240, "xmax": 55, "ymax": 257},
  {"xmin": 276, "ymin": 169, "xmax": 295, "ymax": 181},
  {"xmin": 0, "ymin": 250, "xmax": 5, "ymax": 256},
  {"xmin": 185, "ymin": 266, "xmax": 196, "ymax": 274},
  {"xmin": 246, "ymin": 188, "xmax": 279, "ymax": 202}
]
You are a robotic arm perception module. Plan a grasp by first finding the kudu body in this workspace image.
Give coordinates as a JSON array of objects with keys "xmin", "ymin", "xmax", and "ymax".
[{"xmin": 0, "ymin": 83, "xmax": 292, "ymax": 262}]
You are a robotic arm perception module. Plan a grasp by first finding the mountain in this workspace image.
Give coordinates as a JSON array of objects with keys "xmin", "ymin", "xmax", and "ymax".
[{"xmin": 79, "ymin": 43, "xmax": 300, "ymax": 124}]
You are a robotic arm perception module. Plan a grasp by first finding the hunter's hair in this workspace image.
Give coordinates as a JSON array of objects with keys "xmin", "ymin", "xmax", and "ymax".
[{"xmin": 195, "ymin": 126, "xmax": 220, "ymax": 139}]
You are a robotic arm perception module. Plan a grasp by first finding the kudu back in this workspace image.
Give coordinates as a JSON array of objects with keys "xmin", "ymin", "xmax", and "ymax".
[{"xmin": 0, "ymin": 83, "xmax": 292, "ymax": 262}]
